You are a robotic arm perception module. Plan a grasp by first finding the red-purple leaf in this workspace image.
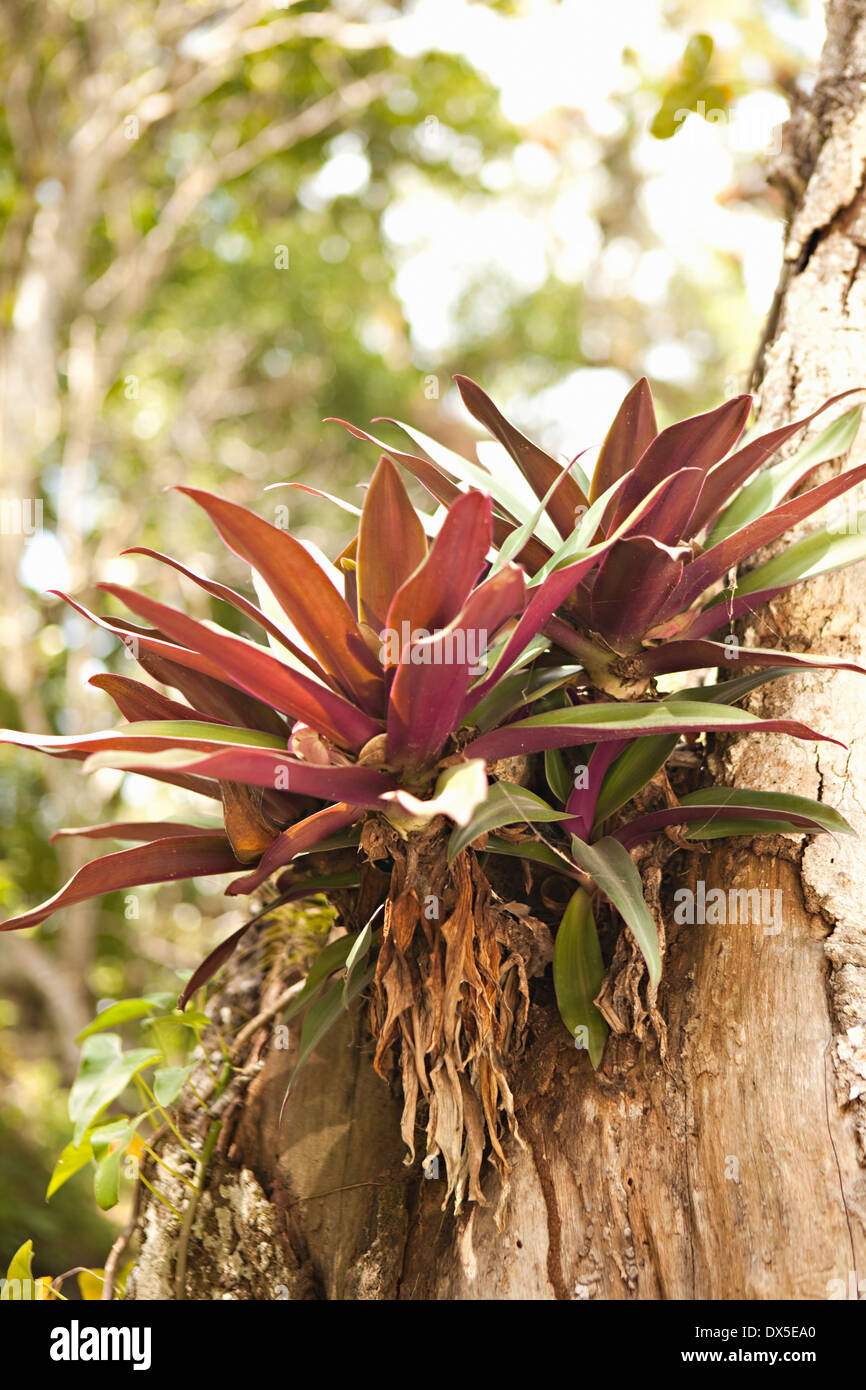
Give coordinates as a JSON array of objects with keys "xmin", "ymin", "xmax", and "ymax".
[
  {"xmin": 179, "ymin": 920, "xmax": 255, "ymax": 1010},
  {"xmin": 465, "ymin": 700, "xmax": 841, "ymax": 761},
  {"xmin": 461, "ymin": 473, "xmax": 685, "ymax": 707},
  {"xmin": 81, "ymin": 676, "xmax": 229, "ymax": 800},
  {"xmin": 61, "ymin": 597, "xmax": 294, "ymax": 741},
  {"xmin": 609, "ymin": 395, "xmax": 753, "ymax": 533},
  {"xmin": 562, "ymin": 741, "xmax": 626, "ymax": 838},
  {"xmin": 590, "ymin": 377, "xmax": 658, "ymax": 506},
  {"xmin": 132, "ymin": 746, "xmax": 396, "ymax": 806},
  {"xmin": 331, "ymin": 417, "xmax": 553, "ymax": 571},
  {"xmin": 96, "ymin": 584, "xmax": 380, "ymax": 752},
  {"xmin": 330, "ymin": 417, "xmax": 464, "ymax": 507},
  {"xmin": 454, "ymin": 374, "xmax": 589, "ymax": 537},
  {"xmin": 56, "ymin": 592, "xmax": 233, "ymax": 682},
  {"xmin": 123, "ymin": 546, "xmax": 333, "ymax": 685},
  {"xmin": 357, "ymin": 456, "xmax": 427, "ymax": 631},
  {"xmin": 610, "ymin": 802, "xmax": 824, "ymax": 850},
  {"xmin": 387, "ymin": 564, "xmax": 527, "ymax": 766},
  {"xmin": 176, "ymin": 488, "xmax": 384, "ymax": 716},
  {"xmin": 0, "ymin": 834, "xmax": 245, "ymax": 933},
  {"xmin": 384, "ymin": 490, "xmax": 493, "ymax": 660},
  {"xmin": 686, "ymin": 390, "xmax": 864, "ymax": 537},
  {"xmin": 590, "ymin": 537, "xmax": 688, "ymax": 649},
  {"xmin": 129, "ymin": 643, "xmax": 289, "ymax": 737},
  {"xmin": 633, "ymin": 639, "xmax": 866, "ymax": 678},
  {"xmin": 457, "ymin": 549, "xmax": 609, "ymax": 718},
  {"xmin": 620, "ymin": 468, "xmax": 705, "ymax": 546},
  {"xmin": 659, "ymin": 456, "xmax": 866, "ymax": 619},
  {"xmin": 89, "ymin": 672, "xmax": 219, "ymax": 726},
  {"xmin": 227, "ymin": 802, "xmax": 363, "ymax": 895},
  {"xmin": 51, "ymin": 822, "xmax": 211, "ymax": 842}
]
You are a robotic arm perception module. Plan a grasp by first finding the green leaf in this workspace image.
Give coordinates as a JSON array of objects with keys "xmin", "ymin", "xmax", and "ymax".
[
  {"xmin": 343, "ymin": 909, "xmax": 382, "ymax": 1004},
  {"xmin": 115, "ymin": 720, "xmax": 288, "ymax": 748},
  {"xmin": 2, "ymin": 1240, "xmax": 34, "ymax": 1297},
  {"xmin": 679, "ymin": 786, "xmax": 854, "ymax": 837},
  {"xmin": 89, "ymin": 1116, "xmax": 139, "ymax": 1145},
  {"xmin": 47, "ymin": 1134, "xmax": 96, "ymax": 1200},
  {"xmin": 142, "ymin": 1016, "xmax": 194, "ymax": 1067},
  {"xmin": 465, "ymin": 664, "xmax": 580, "ymax": 733},
  {"xmin": 144, "ymin": 991, "xmax": 179, "ymax": 1011},
  {"xmin": 68, "ymin": 1035, "xmax": 160, "ymax": 1145},
  {"xmin": 545, "ymin": 747, "xmax": 573, "ymax": 804},
  {"xmin": 153, "ymin": 1064, "xmax": 196, "ymax": 1106},
  {"xmin": 465, "ymin": 633, "xmax": 554, "ymax": 704},
  {"xmin": 90, "ymin": 1117, "xmax": 139, "ymax": 1211},
  {"xmin": 286, "ymin": 964, "xmax": 375, "ymax": 1096},
  {"xmin": 679, "ymin": 668, "xmax": 805, "ymax": 706},
  {"xmin": 570, "ymin": 836, "xmax": 661, "ymax": 986},
  {"xmin": 553, "ymin": 888, "xmax": 608, "ymax": 1066},
  {"xmin": 569, "ymin": 476, "xmax": 622, "ymax": 549},
  {"xmin": 591, "ymin": 668, "xmax": 811, "ymax": 829},
  {"xmin": 592, "ymin": 735, "xmax": 678, "ymax": 830},
  {"xmin": 529, "ymin": 470, "xmax": 674, "ymax": 587},
  {"xmin": 727, "ymin": 516, "xmax": 866, "ymax": 599},
  {"xmin": 470, "ymin": 697, "xmax": 832, "ymax": 763},
  {"xmin": 483, "ymin": 834, "xmax": 579, "ymax": 875},
  {"xmin": 681, "ymin": 816, "xmax": 816, "ymax": 840},
  {"xmin": 166, "ymin": 1009, "xmax": 212, "ymax": 1031},
  {"xmin": 92, "ymin": 1146, "xmax": 122, "ymax": 1212},
  {"xmin": 707, "ymin": 406, "xmax": 864, "ymax": 547},
  {"xmin": 283, "ymin": 933, "xmax": 358, "ymax": 1023},
  {"xmin": 650, "ymin": 99, "xmax": 682, "ymax": 141},
  {"xmin": 448, "ymin": 781, "xmax": 570, "ymax": 864},
  {"xmin": 488, "ymin": 466, "xmax": 574, "ymax": 578},
  {"xmin": 393, "ymin": 419, "xmax": 562, "ymax": 549},
  {"xmin": 682, "ymin": 33, "xmax": 713, "ymax": 82},
  {"xmin": 76, "ymin": 998, "xmax": 158, "ymax": 1042}
]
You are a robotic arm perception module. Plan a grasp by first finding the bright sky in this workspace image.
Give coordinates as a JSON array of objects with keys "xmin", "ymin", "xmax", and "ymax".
[{"xmin": 357, "ymin": 0, "xmax": 825, "ymax": 452}]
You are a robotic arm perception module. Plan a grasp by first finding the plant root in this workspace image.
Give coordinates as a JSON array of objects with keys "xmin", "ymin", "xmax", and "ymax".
[{"xmin": 364, "ymin": 820, "xmax": 544, "ymax": 1215}]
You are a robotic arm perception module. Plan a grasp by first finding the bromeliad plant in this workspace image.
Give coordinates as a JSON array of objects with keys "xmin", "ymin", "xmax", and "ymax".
[{"xmin": 3, "ymin": 374, "xmax": 866, "ymax": 1209}]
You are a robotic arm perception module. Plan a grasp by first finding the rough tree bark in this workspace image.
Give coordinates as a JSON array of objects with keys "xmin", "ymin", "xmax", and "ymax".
[{"xmin": 128, "ymin": 0, "xmax": 866, "ymax": 1301}]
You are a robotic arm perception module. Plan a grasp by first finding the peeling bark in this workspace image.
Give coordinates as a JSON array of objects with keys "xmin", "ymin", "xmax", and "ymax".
[{"xmin": 129, "ymin": 0, "xmax": 866, "ymax": 1301}]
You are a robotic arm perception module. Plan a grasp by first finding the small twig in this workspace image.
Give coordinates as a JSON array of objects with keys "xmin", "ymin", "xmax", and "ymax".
[
  {"xmin": 285, "ymin": 1177, "xmax": 406, "ymax": 1207},
  {"xmin": 49, "ymin": 1265, "xmax": 94, "ymax": 1295},
  {"xmin": 101, "ymin": 1174, "xmax": 143, "ymax": 1301},
  {"xmin": 231, "ymin": 976, "xmax": 305, "ymax": 1053}
]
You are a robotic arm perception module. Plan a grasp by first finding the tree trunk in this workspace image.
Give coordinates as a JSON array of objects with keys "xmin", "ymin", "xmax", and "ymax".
[{"xmin": 128, "ymin": 0, "xmax": 866, "ymax": 1301}]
